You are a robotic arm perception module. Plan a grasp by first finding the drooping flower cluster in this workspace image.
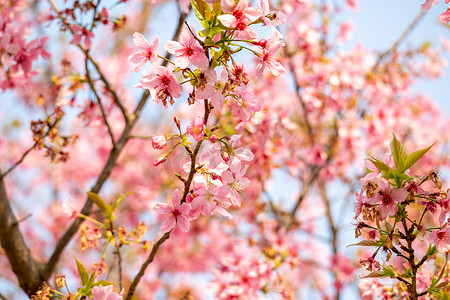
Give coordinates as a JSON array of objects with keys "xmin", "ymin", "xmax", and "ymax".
[{"xmin": 353, "ymin": 135, "xmax": 450, "ymax": 298}]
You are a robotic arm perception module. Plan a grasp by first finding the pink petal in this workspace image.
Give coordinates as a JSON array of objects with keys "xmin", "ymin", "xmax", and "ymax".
[
  {"xmin": 178, "ymin": 202, "xmax": 191, "ymax": 215},
  {"xmin": 218, "ymin": 15, "xmax": 237, "ymax": 28},
  {"xmin": 153, "ymin": 203, "xmax": 172, "ymax": 214},
  {"xmin": 164, "ymin": 40, "xmax": 181, "ymax": 54},
  {"xmin": 172, "ymin": 189, "xmax": 182, "ymax": 207},
  {"xmin": 177, "ymin": 215, "xmax": 190, "ymax": 232},
  {"xmin": 391, "ymin": 188, "xmax": 408, "ymax": 203},
  {"xmin": 160, "ymin": 216, "xmax": 176, "ymax": 232},
  {"xmin": 133, "ymin": 32, "xmax": 149, "ymax": 50}
]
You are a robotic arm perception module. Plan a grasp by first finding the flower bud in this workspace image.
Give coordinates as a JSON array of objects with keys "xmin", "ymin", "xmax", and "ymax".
[{"xmin": 151, "ymin": 135, "xmax": 167, "ymax": 149}]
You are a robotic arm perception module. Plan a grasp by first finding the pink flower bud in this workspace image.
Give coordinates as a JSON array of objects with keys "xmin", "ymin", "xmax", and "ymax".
[
  {"xmin": 153, "ymin": 153, "xmax": 168, "ymax": 167},
  {"xmin": 174, "ymin": 117, "xmax": 181, "ymax": 129},
  {"xmin": 151, "ymin": 135, "xmax": 167, "ymax": 149},
  {"xmin": 209, "ymin": 135, "xmax": 216, "ymax": 143}
]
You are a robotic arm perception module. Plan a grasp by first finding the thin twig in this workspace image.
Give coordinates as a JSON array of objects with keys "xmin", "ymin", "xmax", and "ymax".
[
  {"xmin": 319, "ymin": 183, "xmax": 340, "ymax": 300},
  {"xmin": 128, "ymin": 135, "xmax": 152, "ymax": 140},
  {"xmin": 124, "ymin": 231, "xmax": 170, "ymax": 300},
  {"xmin": 373, "ymin": 11, "xmax": 426, "ymax": 70},
  {"xmin": 85, "ymin": 56, "xmax": 116, "ymax": 147},
  {"xmin": 0, "ymin": 142, "xmax": 37, "ymax": 179},
  {"xmin": 48, "ymin": 0, "xmax": 129, "ymax": 122}
]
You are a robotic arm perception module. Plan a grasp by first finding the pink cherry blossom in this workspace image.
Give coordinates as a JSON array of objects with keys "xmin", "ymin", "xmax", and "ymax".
[
  {"xmin": 428, "ymin": 227, "xmax": 450, "ymax": 252},
  {"xmin": 128, "ymin": 33, "xmax": 159, "ymax": 72},
  {"xmin": 138, "ymin": 65, "xmax": 183, "ymax": 107},
  {"xmin": 220, "ymin": 165, "xmax": 251, "ymax": 207},
  {"xmin": 218, "ymin": 0, "xmax": 261, "ymax": 40},
  {"xmin": 164, "ymin": 27, "xmax": 209, "ymax": 70},
  {"xmin": 71, "ymin": 24, "xmax": 95, "ymax": 49},
  {"xmin": 191, "ymin": 185, "xmax": 232, "ymax": 218},
  {"xmin": 365, "ymin": 179, "xmax": 408, "ymax": 220},
  {"xmin": 186, "ymin": 116, "xmax": 205, "ymax": 141},
  {"xmin": 88, "ymin": 285, "xmax": 122, "ymax": 300},
  {"xmin": 257, "ymin": 0, "xmax": 286, "ymax": 38},
  {"xmin": 153, "ymin": 189, "xmax": 191, "ymax": 233},
  {"xmin": 255, "ymin": 37, "xmax": 286, "ymax": 79}
]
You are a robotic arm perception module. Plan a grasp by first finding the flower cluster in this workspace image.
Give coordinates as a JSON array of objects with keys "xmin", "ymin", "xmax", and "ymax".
[
  {"xmin": 353, "ymin": 135, "xmax": 450, "ymax": 298},
  {"xmin": 127, "ymin": 0, "xmax": 286, "ymax": 232},
  {"xmin": 0, "ymin": 2, "xmax": 50, "ymax": 91}
]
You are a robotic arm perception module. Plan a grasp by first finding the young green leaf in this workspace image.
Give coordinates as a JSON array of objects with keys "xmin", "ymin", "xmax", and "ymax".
[
  {"xmin": 92, "ymin": 280, "xmax": 116, "ymax": 287},
  {"xmin": 88, "ymin": 192, "xmax": 110, "ymax": 214},
  {"xmin": 75, "ymin": 257, "xmax": 89, "ymax": 286},
  {"xmin": 390, "ymin": 133, "xmax": 408, "ymax": 173},
  {"xmin": 403, "ymin": 144, "xmax": 434, "ymax": 172},
  {"xmin": 361, "ymin": 270, "xmax": 387, "ymax": 278},
  {"xmin": 191, "ymin": 0, "xmax": 210, "ymax": 26},
  {"xmin": 111, "ymin": 192, "xmax": 134, "ymax": 211},
  {"xmin": 367, "ymin": 157, "xmax": 392, "ymax": 173},
  {"xmin": 347, "ymin": 240, "xmax": 381, "ymax": 248}
]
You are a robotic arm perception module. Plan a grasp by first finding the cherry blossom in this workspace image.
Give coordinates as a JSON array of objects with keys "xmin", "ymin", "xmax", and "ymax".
[
  {"xmin": 128, "ymin": 33, "xmax": 159, "ymax": 72},
  {"xmin": 255, "ymin": 37, "xmax": 286, "ymax": 79},
  {"xmin": 428, "ymin": 227, "xmax": 450, "ymax": 253},
  {"xmin": 164, "ymin": 27, "xmax": 209, "ymax": 70},
  {"xmin": 186, "ymin": 116, "xmax": 205, "ymax": 141},
  {"xmin": 88, "ymin": 285, "xmax": 123, "ymax": 300},
  {"xmin": 154, "ymin": 189, "xmax": 191, "ymax": 233},
  {"xmin": 138, "ymin": 65, "xmax": 183, "ymax": 106}
]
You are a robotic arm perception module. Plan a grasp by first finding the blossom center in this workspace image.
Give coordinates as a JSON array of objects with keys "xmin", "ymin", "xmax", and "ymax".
[
  {"xmin": 381, "ymin": 192, "xmax": 392, "ymax": 205},
  {"xmin": 173, "ymin": 208, "xmax": 181, "ymax": 217},
  {"xmin": 145, "ymin": 49, "xmax": 153, "ymax": 59},
  {"xmin": 233, "ymin": 10, "xmax": 244, "ymax": 20},
  {"xmin": 438, "ymin": 231, "xmax": 448, "ymax": 240},
  {"xmin": 184, "ymin": 47, "xmax": 195, "ymax": 57}
]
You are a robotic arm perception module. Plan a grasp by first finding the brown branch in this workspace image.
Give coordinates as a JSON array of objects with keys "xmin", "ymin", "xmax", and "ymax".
[
  {"xmin": 125, "ymin": 98, "xmax": 209, "ymax": 299},
  {"xmin": 284, "ymin": 118, "xmax": 338, "ymax": 230},
  {"xmin": 373, "ymin": 11, "xmax": 426, "ymax": 70},
  {"xmin": 48, "ymin": 0, "xmax": 129, "ymax": 122},
  {"xmin": 288, "ymin": 59, "xmax": 314, "ymax": 142},
  {"xmin": 84, "ymin": 56, "xmax": 116, "ymax": 148},
  {"xmin": 0, "ymin": 142, "xmax": 37, "ymax": 179},
  {"xmin": 124, "ymin": 231, "xmax": 171, "ymax": 300},
  {"xmin": 0, "ymin": 174, "xmax": 44, "ymax": 296},
  {"xmin": 82, "ymin": 49, "xmax": 129, "ymax": 122},
  {"xmin": 319, "ymin": 183, "xmax": 340, "ymax": 300}
]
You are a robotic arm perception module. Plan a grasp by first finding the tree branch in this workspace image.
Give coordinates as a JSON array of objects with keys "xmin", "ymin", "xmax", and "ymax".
[
  {"xmin": 0, "ymin": 142, "xmax": 37, "ymax": 179},
  {"xmin": 0, "ymin": 174, "xmax": 44, "ymax": 295},
  {"xmin": 85, "ymin": 56, "xmax": 116, "ymax": 148}
]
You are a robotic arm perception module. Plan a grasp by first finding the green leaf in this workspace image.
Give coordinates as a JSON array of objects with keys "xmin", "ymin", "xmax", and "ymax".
[
  {"xmin": 92, "ymin": 280, "xmax": 115, "ymax": 287},
  {"xmin": 88, "ymin": 192, "xmax": 110, "ymax": 214},
  {"xmin": 361, "ymin": 270, "xmax": 387, "ymax": 278},
  {"xmin": 403, "ymin": 144, "xmax": 434, "ymax": 172},
  {"xmin": 75, "ymin": 257, "xmax": 89, "ymax": 286},
  {"xmin": 427, "ymin": 244, "xmax": 438, "ymax": 257},
  {"xmin": 347, "ymin": 240, "xmax": 381, "ymax": 248},
  {"xmin": 111, "ymin": 192, "xmax": 134, "ymax": 211},
  {"xmin": 382, "ymin": 265, "xmax": 396, "ymax": 277},
  {"xmin": 191, "ymin": 0, "xmax": 210, "ymax": 26},
  {"xmin": 87, "ymin": 271, "xmax": 96, "ymax": 289},
  {"xmin": 390, "ymin": 133, "xmax": 408, "ymax": 173},
  {"xmin": 367, "ymin": 157, "xmax": 392, "ymax": 173}
]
